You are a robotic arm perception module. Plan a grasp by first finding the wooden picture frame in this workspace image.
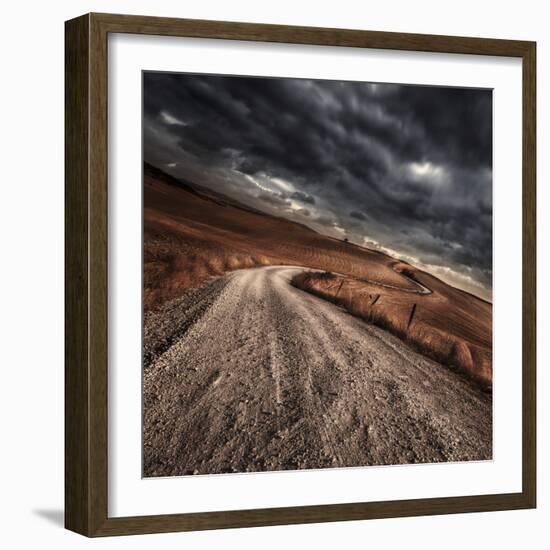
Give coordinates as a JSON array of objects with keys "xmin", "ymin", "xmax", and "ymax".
[{"xmin": 65, "ymin": 12, "xmax": 536, "ymax": 537}]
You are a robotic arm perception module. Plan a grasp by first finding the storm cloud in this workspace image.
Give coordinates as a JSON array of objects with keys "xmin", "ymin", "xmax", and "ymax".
[
  {"xmin": 144, "ymin": 73, "xmax": 493, "ymax": 300},
  {"xmin": 290, "ymin": 190, "xmax": 316, "ymax": 204},
  {"xmin": 350, "ymin": 211, "xmax": 368, "ymax": 221}
]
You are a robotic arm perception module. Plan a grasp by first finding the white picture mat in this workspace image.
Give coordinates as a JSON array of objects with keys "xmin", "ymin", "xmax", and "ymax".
[{"xmin": 108, "ymin": 33, "xmax": 523, "ymax": 518}]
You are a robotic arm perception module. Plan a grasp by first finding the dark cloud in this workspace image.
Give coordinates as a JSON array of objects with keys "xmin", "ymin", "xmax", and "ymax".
[
  {"xmin": 257, "ymin": 192, "xmax": 291, "ymax": 207},
  {"xmin": 144, "ymin": 73, "xmax": 493, "ymax": 300},
  {"xmin": 290, "ymin": 190, "xmax": 316, "ymax": 204},
  {"xmin": 350, "ymin": 211, "xmax": 368, "ymax": 221}
]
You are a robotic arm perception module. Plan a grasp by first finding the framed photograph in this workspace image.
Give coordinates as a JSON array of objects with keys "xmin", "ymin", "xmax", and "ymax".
[{"xmin": 65, "ymin": 13, "xmax": 536, "ymax": 536}]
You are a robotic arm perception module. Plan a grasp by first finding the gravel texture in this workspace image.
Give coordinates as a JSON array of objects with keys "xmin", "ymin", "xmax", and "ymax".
[{"xmin": 143, "ymin": 266, "xmax": 492, "ymax": 477}]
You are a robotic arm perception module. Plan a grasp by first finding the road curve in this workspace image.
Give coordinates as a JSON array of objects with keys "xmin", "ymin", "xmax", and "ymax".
[{"xmin": 143, "ymin": 266, "xmax": 492, "ymax": 477}]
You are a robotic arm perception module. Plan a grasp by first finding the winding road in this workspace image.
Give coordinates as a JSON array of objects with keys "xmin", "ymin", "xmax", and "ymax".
[{"xmin": 143, "ymin": 266, "xmax": 492, "ymax": 477}]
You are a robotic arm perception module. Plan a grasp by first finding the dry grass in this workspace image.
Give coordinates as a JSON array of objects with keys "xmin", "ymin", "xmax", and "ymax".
[
  {"xmin": 144, "ymin": 222, "xmax": 282, "ymax": 311},
  {"xmin": 291, "ymin": 271, "xmax": 492, "ymax": 388}
]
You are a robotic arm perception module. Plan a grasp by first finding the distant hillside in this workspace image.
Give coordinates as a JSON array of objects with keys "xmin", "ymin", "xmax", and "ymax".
[
  {"xmin": 143, "ymin": 163, "xmax": 492, "ymax": 385},
  {"xmin": 145, "ymin": 162, "xmax": 290, "ymax": 219}
]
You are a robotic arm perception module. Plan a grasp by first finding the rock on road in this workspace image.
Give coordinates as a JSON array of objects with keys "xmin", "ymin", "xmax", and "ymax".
[{"xmin": 143, "ymin": 266, "xmax": 492, "ymax": 476}]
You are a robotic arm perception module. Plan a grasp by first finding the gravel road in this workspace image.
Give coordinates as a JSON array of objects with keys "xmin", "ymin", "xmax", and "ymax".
[{"xmin": 143, "ymin": 266, "xmax": 492, "ymax": 477}]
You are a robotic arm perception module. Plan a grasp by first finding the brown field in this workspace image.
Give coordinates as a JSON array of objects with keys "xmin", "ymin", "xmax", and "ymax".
[
  {"xmin": 144, "ymin": 162, "xmax": 492, "ymax": 387},
  {"xmin": 291, "ymin": 270, "xmax": 492, "ymax": 386}
]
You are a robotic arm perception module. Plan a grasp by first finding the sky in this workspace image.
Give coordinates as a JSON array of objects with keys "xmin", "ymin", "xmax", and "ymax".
[{"xmin": 143, "ymin": 72, "xmax": 493, "ymax": 301}]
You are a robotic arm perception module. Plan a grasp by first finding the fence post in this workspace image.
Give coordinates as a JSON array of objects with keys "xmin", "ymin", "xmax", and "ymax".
[{"xmin": 407, "ymin": 303, "xmax": 417, "ymax": 330}]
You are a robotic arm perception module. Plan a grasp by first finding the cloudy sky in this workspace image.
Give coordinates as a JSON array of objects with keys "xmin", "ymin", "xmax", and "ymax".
[{"xmin": 143, "ymin": 72, "xmax": 493, "ymax": 301}]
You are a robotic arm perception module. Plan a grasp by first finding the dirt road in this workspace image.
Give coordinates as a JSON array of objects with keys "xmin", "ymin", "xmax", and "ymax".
[{"xmin": 143, "ymin": 266, "xmax": 492, "ymax": 477}]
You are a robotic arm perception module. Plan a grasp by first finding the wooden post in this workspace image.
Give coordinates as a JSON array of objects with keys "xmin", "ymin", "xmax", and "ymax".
[{"xmin": 407, "ymin": 303, "xmax": 417, "ymax": 329}]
